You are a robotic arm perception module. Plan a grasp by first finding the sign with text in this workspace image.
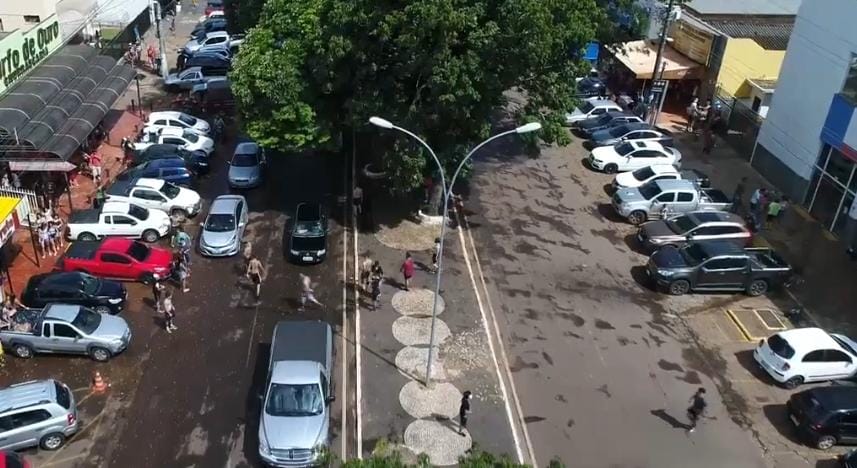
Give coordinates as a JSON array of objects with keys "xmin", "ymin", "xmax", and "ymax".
[
  {"xmin": 670, "ymin": 19, "xmax": 713, "ymax": 66},
  {"xmin": 0, "ymin": 15, "xmax": 62, "ymax": 96}
]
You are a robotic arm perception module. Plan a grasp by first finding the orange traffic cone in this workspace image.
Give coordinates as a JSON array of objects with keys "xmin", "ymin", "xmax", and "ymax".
[{"xmin": 91, "ymin": 371, "xmax": 109, "ymax": 394}]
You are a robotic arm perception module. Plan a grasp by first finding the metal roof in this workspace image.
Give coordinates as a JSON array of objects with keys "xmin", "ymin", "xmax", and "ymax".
[
  {"xmin": 703, "ymin": 19, "xmax": 794, "ymax": 50},
  {"xmin": 686, "ymin": 0, "xmax": 801, "ymax": 16}
]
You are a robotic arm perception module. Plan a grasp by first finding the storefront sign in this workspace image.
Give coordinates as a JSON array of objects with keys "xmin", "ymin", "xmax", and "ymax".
[
  {"xmin": 0, "ymin": 215, "xmax": 15, "ymax": 247},
  {"xmin": 671, "ymin": 19, "xmax": 713, "ymax": 66},
  {"xmin": 0, "ymin": 15, "xmax": 62, "ymax": 96}
]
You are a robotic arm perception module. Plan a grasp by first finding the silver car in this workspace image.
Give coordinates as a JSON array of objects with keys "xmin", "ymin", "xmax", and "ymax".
[
  {"xmin": 199, "ymin": 195, "xmax": 248, "ymax": 257},
  {"xmin": 228, "ymin": 141, "xmax": 265, "ymax": 188},
  {"xmin": 0, "ymin": 379, "xmax": 79, "ymax": 451}
]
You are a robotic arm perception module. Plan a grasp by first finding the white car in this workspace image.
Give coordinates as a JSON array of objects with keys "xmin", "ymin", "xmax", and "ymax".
[
  {"xmin": 198, "ymin": 10, "xmax": 225, "ymax": 22},
  {"xmin": 146, "ymin": 111, "xmax": 210, "ymax": 135},
  {"xmin": 105, "ymin": 177, "xmax": 202, "ymax": 220},
  {"xmin": 588, "ymin": 141, "xmax": 681, "ymax": 174},
  {"xmin": 564, "ymin": 99, "xmax": 623, "ymax": 126},
  {"xmin": 613, "ymin": 164, "xmax": 680, "ymax": 189},
  {"xmin": 754, "ymin": 328, "xmax": 857, "ymax": 388},
  {"xmin": 136, "ymin": 127, "xmax": 215, "ymax": 156},
  {"xmin": 183, "ymin": 31, "xmax": 242, "ymax": 54},
  {"xmin": 67, "ymin": 202, "xmax": 171, "ymax": 242}
]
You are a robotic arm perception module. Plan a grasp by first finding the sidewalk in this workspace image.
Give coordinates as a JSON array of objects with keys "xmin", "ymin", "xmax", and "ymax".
[{"xmin": 661, "ymin": 111, "xmax": 857, "ymax": 335}]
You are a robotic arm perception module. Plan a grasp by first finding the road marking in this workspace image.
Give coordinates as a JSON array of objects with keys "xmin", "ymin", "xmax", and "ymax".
[
  {"xmin": 245, "ymin": 305, "xmax": 260, "ymax": 368},
  {"xmin": 39, "ymin": 453, "xmax": 88, "ymax": 467},
  {"xmin": 452, "ymin": 207, "xmax": 532, "ymax": 466},
  {"xmin": 341, "ymin": 185, "xmax": 349, "ymax": 460},
  {"xmin": 353, "ymin": 168, "xmax": 363, "ymax": 458},
  {"xmin": 41, "ymin": 405, "xmax": 108, "ymax": 466},
  {"xmin": 725, "ymin": 309, "xmax": 757, "ymax": 341}
]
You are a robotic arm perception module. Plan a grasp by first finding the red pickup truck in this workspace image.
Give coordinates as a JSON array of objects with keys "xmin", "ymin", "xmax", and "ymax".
[{"xmin": 59, "ymin": 238, "xmax": 172, "ymax": 284}]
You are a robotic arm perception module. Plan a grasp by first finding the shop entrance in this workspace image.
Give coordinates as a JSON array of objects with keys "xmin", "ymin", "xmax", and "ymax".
[{"xmin": 807, "ymin": 144, "xmax": 857, "ymax": 234}]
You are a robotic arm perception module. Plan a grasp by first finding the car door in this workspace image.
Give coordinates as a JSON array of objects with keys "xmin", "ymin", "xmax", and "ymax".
[
  {"xmin": 110, "ymin": 214, "xmax": 139, "ymax": 237},
  {"xmin": 0, "ymin": 409, "xmax": 51, "ymax": 450},
  {"xmin": 801, "ymin": 350, "xmax": 836, "ymax": 381},
  {"xmin": 824, "ymin": 349, "xmax": 856, "ymax": 380},
  {"xmin": 51, "ymin": 323, "xmax": 86, "ymax": 353},
  {"xmin": 695, "ymin": 257, "xmax": 741, "ymax": 289},
  {"xmin": 99, "ymin": 252, "xmax": 135, "ymax": 278},
  {"xmin": 651, "ymin": 191, "xmax": 675, "ymax": 216},
  {"xmin": 836, "ymin": 411, "xmax": 857, "ymax": 443},
  {"xmin": 152, "ymin": 118, "xmax": 169, "ymax": 131},
  {"xmin": 169, "ymin": 119, "xmax": 188, "ymax": 130},
  {"xmin": 236, "ymin": 200, "xmax": 247, "ymax": 240},
  {"xmin": 132, "ymin": 188, "xmax": 168, "ymax": 211}
]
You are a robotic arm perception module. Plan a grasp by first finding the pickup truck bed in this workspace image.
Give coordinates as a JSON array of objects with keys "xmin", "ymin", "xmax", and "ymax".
[
  {"xmin": 700, "ymin": 189, "xmax": 730, "ymax": 204},
  {"xmin": 271, "ymin": 321, "xmax": 329, "ymax": 365},
  {"xmin": 69, "ymin": 210, "xmax": 101, "ymax": 224},
  {"xmin": 64, "ymin": 241, "xmax": 101, "ymax": 260},
  {"xmin": 748, "ymin": 248, "xmax": 790, "ymax": 270}
]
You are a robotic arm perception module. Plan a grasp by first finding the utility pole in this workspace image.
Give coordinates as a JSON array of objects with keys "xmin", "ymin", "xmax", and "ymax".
[
  {"xmin": 648, "ymin": 0, "xmax": 677, "ymax": 123},
  {"xmin": 152, "ymin": 0, "xmax": 169, "ymax": 81}
]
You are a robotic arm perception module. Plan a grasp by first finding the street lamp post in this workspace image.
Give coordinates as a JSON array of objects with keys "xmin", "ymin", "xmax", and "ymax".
[{"xmin": 369, "ymin": 117, "xmax": 542, "ymax": 385}]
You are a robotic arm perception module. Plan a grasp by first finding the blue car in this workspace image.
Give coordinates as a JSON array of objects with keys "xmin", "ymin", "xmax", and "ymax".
[
  {"xmin": 576, "ymin": 111, "xmax": 644, "ymax": 138},
  {"xmin": 117, "ymin": 158, "xmax": 194, "ymax": 186}
]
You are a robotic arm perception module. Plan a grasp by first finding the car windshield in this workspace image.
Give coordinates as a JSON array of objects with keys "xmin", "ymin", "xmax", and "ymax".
[
  {"xmin": 767, "ymin": 334, "xmax": 795, "ymax": 359},
  {"xmin": 292, "ymin": 235, "xmax": 325, "ymax": 251},
  {"xmin": 265, "ymin": 383, "xmax": 323, "ymax": 417},
  {"xmin": 71, "ymin": 308, "xmax": 102, "ymax": 334},
  {"xmin": 667, "ymin": 216, "xmax": 697, "ymax": 234},
  {"xmin": 160, "ymin": 182, "xmax": 181, "ymax": 199},
  {"xmin": 128, "ymin": 204, "xmax": 149, "ymax": 221},
  {"xmin": 579, "ymin": 101, "xmax": 594, "ymax": 113},
  {"xmin": 178, "ymin": 114, "xmax": 196, "ymax": 126},
  {"xmin": 638, "ymin": 182, "xmax": 661, "ymax": 200},
  {"xmin": 609, "ymin": 125, "xmax": 630, "ymax": 137},
  {"xmin": 615, "ymin": 142, "xmax": 635, "ymax": 156},
  {"xmin": 80, "ymin": 274, "xmax": 100, "ymax": 295},
  {"xmin": 126, "ymin": 242, "xmax": 150, "ymax": 262},
  {"xmin": 205, "ymin": 213, "xmax": 235, "ymax": 232},
  {"xmin": 632, "ymin": 166, "xmax": 655, "ymax": 181},
  {"xmin": 594, "ymin": 114, "xmax": 613, "ymax": 125},
  {"xmin": 679, "ymin": 243, "xmax": 708, "ymax": 266},
  {"xmin": 182, "ymin": 131, "xmax": 199, "ymax": 143},
  {"xmin": 232, "ymin": 153, "xmax": 258, "ymax": 167}
]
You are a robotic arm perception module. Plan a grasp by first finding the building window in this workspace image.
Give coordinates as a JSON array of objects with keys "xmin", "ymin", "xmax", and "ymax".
[
  {"xmin": 23, "ymin": 15, "xmax": 40, "ymax": 24},
  {"xmin": 845, "ymin": 54, "xmax": 857, "ymax": 104}
]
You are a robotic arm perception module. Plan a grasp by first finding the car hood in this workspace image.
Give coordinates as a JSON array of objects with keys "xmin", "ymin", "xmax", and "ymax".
[
  {"xmin": 175, "ymin": 188, "xmax": 201, "ymax": 207},
  {"xmin": 565, "ymin": 108, "xmax": 586, "ymax": 121},
  {"xmin": 614, "ymin": 186, "xmax": 645, "ymax": 205},
  {"xmin": 591, "ymin": 146, "xmax": 620, "ymax": 162},
  {"xmin": 93, "ymin": 314, "xmax": 130, "ymax": 340},
  {"xmin": 201, "ymin": 228, "xmax": 237, "ymax": 247},
  {"xmin": 641, "ymin": 221, "xmax": 680, "ymax": 239},
  {"xmin": 95, "ymin": 279, "xmax": 126, "ymax": 299},
  {"xmin": 261, "ymin": 412, "xmax": 326, "ymax": 451},
  {"xmin": 650, "ymin": 246, "xmax": 689, "ymax": 269},
  {"xmin": 614, "ymin": 171, "xmax": 639, "ymax": 188},
  {"xmin": 194, "ymin": 121, "xmax": 211, "ymax": 134},
  {"xmin": 184, "ymin": 40, "xmax": 202, "ymax": 52},
  {"xmin": 145, "ymin": 247, "xmax": 174, "ymax": 268},
  {"xmin": 150, "ymin": 210, "xmax": 171, "ymax": 226},
  {"xmin": 229, "ymin": 164, "xmax": 261, "ymax": 181}
]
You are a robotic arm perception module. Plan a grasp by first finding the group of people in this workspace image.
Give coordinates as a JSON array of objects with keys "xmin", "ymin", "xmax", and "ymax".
[
  {"xmin": 0, "ymin": 295, "xmax": 28, "ymax": 331},
  {"xmin": 686, "ymin": 98, "xmax": 725, "ymax": 155},
  {"xmin": 732, "ymin": 178, "xmax": 789, "ymax": 232},
  {"xmin": 35, "ymin": 208, "xmax": 65, "ymax": 259},
  {"xmin": 360, "ymin": 258, "xmax": 385, "ymax": 309},
  {"xmin": 148, "ymin": 227, "xmax": 193, "ymax": 333}
]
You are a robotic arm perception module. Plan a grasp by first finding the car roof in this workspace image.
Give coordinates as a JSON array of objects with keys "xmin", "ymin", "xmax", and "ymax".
[
  {"xmin": 631, "ymin": 140, "xmax": 665, "ymax": 151},
  {"xmin": 133, "ymin": 178, "xmax": 167, "ymax": 190},
  {"xmin": 654, "ymin": 179, "xmax": 695, "ymax": 191},
  {"xmin": 686, "ymin": 211, "xmax": 744, "ymax": 225},
  {"xmin": 0, "ymin": 380, "xmax": 58, "ymax": 414},
  {"xmin": 100, "ymin": 238, "xmax": 136, "ymax": 253},
  {"xmin": 802, "ymin": 386, "xmax": 857, "ymax": 411},
  {"xmin": 44, "ymin": 304, "xmax": 81, "ymax": 322},
  {"xmin": 158, "ymin": 127, "xmax": 185, "ymax": 137},
  {"xmin": 589, "ymin": 99, "xmax": 620, "ymax": 107},
  {"xmin": 31, "ymin": 271, "xmax": 84, "ymax": 288},
  {"xmin": 146, "ymin": 158, "xmax": 187, "ymax": 168},
  {"xmin": 209, "ymin": 195, "xmax": 245, "ymax": 214},
  {"xmin": 149, "ymin": 111, "xmax": 184, "ymax": 120},
  {"xmin": 778, "ymin": 328, "xmax": 844, "ymax": 355},
  {"xmin": 648, "ymin": 164, "xmax": 679, "ymax": 175},
  {"xmin": 205, "ymin": 31, "xmax": 229, "ymax": 39},
  {"xmin": 102, "ymin": 201, "xmax": 131, "ymax": 213},
  {"xmin": 181, "ymin": 66, "xmax": 203, "ymax": 74},
  {"xmin": 234, "ymin": 142, "xmax": 259, "ymax": 155},
  {"xmin": 690, "ymin": 240, "xmax": 746, "ymax": 258}
]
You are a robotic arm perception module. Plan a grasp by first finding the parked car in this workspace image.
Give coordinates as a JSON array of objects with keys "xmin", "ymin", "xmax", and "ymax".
[
  {"xmin": 198, "ymin": 9, "xmax": 224, "ymax": 22},
  {"xmin": 636, "ymin": 211, "xmax": 751, "ymax": 252},
  {"xmin": 590, "ymin": 124, "xmax": 673, "ymax": 148},
  {"xmin": 0, "ymin": 379, "xmax": 78, "ymax": 451},
  {"xmin": 183, "ymin": 31, "xmax": 243, "ymax": 55},
  {"xmin": 646, "ymin": 241, "xmax": 793, "ymax": 296},
  {"xmin": 181, "ymin": 54, "xmax": 230, "ymax": 74},
  {"xmin": 136, "ymin": 127, "xmax": 214, "ymax": 156},
  {"xmin": 787, "ymin": 386, "xmax": 857, "ymax": 449},
  {"xmin": 22, "ymin": 272, "xmax": 126, "ymax": 316},
  {"xmin": 179, "ymin": 47, "xmax": 231, "ymax": 63},
  {"xmin": 198, "ymin": 195, "xmax": 248, "ymax": 257},
  {"xmin": 576, "ymin": 111, "xmax": 644, "ymax": 137},
  {"xmin": 288, "ymin": 203, "xmax": 329, "ymax": 264},
  {"xmin": 205, "ymin": 0, "xmax": 224, "ymax": 15},
  {"xmin": 190, "ymin": 17, "xmax": 227, "ymax": 39},
  {"xmin": 258, "ymin": 321, "xmax": 334, "ymax": 467},
  {"xmin": 612, "ymin": 165, "xmax": 710, "ymax": 190},
  {"xmin": 565, "ymin": 99, "xmax": 623, "ymax": 126},
  {"xmin": 841, "ymin": 449, "xmax": 857, "ymax": 466},
  {"xmin": 191, "ymin": 78, "xmax": 234, "ymax": 113},
  {"xmin": 575, "ymin": 76, "xmax": 607, "ymax": 97},
  {"xmin": 612, "ymin": 179, "xmax": 732, "ymax": 225},
  {"xmin": 59, "ymin": 238, "xmax": 173, "ymax": 284},
  {"xmin": 133, "ymin": 143, "xmax": 210, "ymax": 174},
  {"xmin": 164, "ymin": 66, "xmax": 227, "ymax": 91},
  {"xmin": 146, "ymin": 111, "xmax": 210, "ymax": 135},
  {"xmin": 227, "ymin": 141, "xmax": 265, "ymax": 188},
  {"xmin": 106, "ymin": 177, "xmax": 201, "ymax": 220},
  {"xmin": 118, "ymin": 158, "xmax": 195, "ymax": 187},
  {"xmin": 588, "ymin": 141, "xmax": 681, "ymax": 174},
  {"xmin": 0, "ymin": 304, "xmax": 131, "ymax": 362},
  {"xmin": 755, "ymin": 328, "xmax": 857, "ymax": 389},
  {"xmin": 67, "ymin": 201, "xmax": 170, "ymax": 243}
]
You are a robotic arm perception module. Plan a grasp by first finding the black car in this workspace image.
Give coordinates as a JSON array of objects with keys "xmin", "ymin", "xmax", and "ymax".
[
  {"xmin": 576, "ymin": 111, "xmax": 643, "ymax": 137},
  {"xmin": 842, "ymin": 449, "xmax": 857, "ymax": 467},
  {"xmin": 21, "ymin": 271, "xmax": 127, "ymax": 315},
  {"xmin": 788, "ymin": 386, "xmax": 857, "ymax": 450},
  {"xmin": 576, "ymin": 76, "xmax": 606, "ymax": 97},
  {"xmin": 191, "ymin": 18, "xmax": 227, "ymax": 39},
  {"xmin": 182, "ymin": 54, "xmax": 230, "ymax": 73},
  {"xmin": 288, "ymin": 203, "xmax": 328, "ymax": 264},
  {"xmin": 134, "ymin": 143, "xmax": 209, "ymax": 174}
]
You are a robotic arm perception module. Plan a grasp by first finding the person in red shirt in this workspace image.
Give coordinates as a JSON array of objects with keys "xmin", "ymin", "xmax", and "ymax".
[
  {"xmin": 86, "ymin": 151, "xmax": 103, "ymax": 182},
  {"xmin": 400, "ymin": 252, "xmax": 415, "ymax": 291},
  {"xmin": 147, "ymin": 44, "xmax": 156, "ymax": 70}
]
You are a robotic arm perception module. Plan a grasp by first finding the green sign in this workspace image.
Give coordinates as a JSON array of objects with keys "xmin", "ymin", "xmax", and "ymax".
[{"xmin": 0, "ymin": 15, "xmax": 62, "ymax": 96}]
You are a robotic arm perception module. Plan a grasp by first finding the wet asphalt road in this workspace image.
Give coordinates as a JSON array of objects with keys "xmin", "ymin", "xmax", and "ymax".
[{"xmin": 462, "ymin": 140, "xmax": 769, "ymax": 468}]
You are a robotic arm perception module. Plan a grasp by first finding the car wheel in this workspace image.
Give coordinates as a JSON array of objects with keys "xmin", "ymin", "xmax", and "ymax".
[
  {"xmin": 816, "ymin": 434, "xmax": 837, "ymax": 450},
  {"xmin": 604, "ymin": 164, "xmax": 618, "ymax": 174},
  {"xmin": 628, "ymin": 210, "xmax": 648, "ymax": 225},
  {"xmin": 747, "ymin": 279, "xmax": 769, "ymax": 297},
  {"xmin": 39, "ymin": 432, "xmax": 66, "ymax": 450},
  {"xmin": 93, "ymin": 305, "xmax": 113, "ymax": 315},
  {"xmin": 139, "ymin": 273, "xmax": 156, "ymax": 285},
  {"xmin": 89, "ymin": 346, "xmax": 111, "ymax": 362},
  {"xmin": 171, "ymin": 208, "xmax": 188, "ymax": 222},
  {"xmin": 79, "ymin": 232, "xmax": 97, "ymax": 241},
  {"xmin": 668, "ymin": 280, "xmax": 691, "ymax": 296},
  {"xmin": 142, "ymin": 229, "xmax": 160, "ymax": 243},
  {"xmin": 784, "ymin": 376, "xmax": 804, "ymax": 389},
  {"xmin": 12, "ymin": 343, "xmax": 33, "ymax": 359}
]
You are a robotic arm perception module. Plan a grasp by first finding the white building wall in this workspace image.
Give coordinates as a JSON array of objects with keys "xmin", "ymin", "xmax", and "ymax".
[
  {"xmin": 756, "ymin": 0, "xmax": 857, "ymax": 180},
  {"xmin": 0, "ymin": 0, "xmax": 57, "ymax": 32}
]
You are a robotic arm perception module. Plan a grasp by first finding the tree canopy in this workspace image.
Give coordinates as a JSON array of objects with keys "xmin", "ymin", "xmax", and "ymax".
[{"xmin": 230, "ymin": 0, "xmax": 629, "ymax": 194}]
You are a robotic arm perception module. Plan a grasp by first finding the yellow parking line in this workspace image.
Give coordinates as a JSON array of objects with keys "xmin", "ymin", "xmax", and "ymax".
[
  {"xmin": 725, "ymin": 309, "xmax": 762, "ymax": 342},
  {"xmin": 754, "ymin": 309, "xmax": 786, "ymax": 331}
]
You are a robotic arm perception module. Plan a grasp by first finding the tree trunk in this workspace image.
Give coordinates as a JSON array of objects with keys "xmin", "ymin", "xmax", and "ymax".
[{"xmin": 429, "ymin": 182, "xmax": 443, "ymax": 216}]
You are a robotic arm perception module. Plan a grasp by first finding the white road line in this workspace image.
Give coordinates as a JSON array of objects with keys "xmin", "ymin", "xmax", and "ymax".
[
  {"xmin": 457, "ymin": 208, "xmax": 538, "ymax": 467},
  {"xmin": 245, "ymin": 305, "xmax": 260, "ymax": 368},
  {"xmin": 353, "ymin": 154, "xmax": 363, "ymax": 458},
  {"xmin": 452, "ymin": 209, "xmax": 526, "ymax": 465},
  {"xmin": 341, "ymin": 187, "xmax": 349, "ymax": 460}
]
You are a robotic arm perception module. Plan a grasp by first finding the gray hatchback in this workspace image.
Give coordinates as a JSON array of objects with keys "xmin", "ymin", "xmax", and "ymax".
[
  {"xmin": 199, "ymin": 195, "xmax": 249, "ymax": 257},
  {"xmin": 0, "ymin": 379, "xmax": 79, "ymax": 451},
  {"xmin": 227, "ymin": 141, "xmax": 265, "ymax": 188}
]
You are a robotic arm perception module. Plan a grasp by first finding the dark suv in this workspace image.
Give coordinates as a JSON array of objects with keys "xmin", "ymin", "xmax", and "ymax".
[
  {"xmin": 288, "ymin": 203, "xmax": 328, "ymax": 264},
  {"xmin": 788, "ymin": 386, "xmax": 857, "ymax": 450},
  {"xmin": 21, "ymin": 272, "xmax": 127, "ymax": 315}
]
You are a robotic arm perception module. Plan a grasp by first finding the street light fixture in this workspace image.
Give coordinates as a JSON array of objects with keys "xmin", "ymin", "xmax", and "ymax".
[{"xmin": 369, "ymin": 116, "xmax": 541, "ymax": 385}]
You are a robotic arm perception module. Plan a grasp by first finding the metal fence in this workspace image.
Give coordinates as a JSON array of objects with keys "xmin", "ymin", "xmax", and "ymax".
[
  {"xmin": 712, "ymin": 86, "xmax": 764, "ymax": 159},
  {"xmin": 0, "ymin": 187, "xmax": 39, "ymax": 226}
]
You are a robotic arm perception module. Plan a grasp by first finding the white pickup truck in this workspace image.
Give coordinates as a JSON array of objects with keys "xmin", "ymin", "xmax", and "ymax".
[
  {"xmin": 105, "ymin": 178, "xmax": 202, "ymax": 221},
  {"xmin": 67, "ymin": 202, "xmax": 171, "ymax": 243}
]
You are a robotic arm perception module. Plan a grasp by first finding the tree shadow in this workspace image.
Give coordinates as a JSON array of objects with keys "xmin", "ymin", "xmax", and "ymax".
[{"xmin": 629, "ymin": 265, "xmax": 658, "ymax": 292}]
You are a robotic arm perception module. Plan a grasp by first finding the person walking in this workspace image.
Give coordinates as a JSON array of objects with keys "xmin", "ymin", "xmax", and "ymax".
[
  {"xmin": 400, "ymin": 252, "xmax": 415, "ymax": 291},
  {"xmin": 353, "ymin": 185, "xmax": 364, "ymax": 216},
  {"xmin": 431, "ymin": 237, "xmax": 441, "ymax": 273},
  {"xmin": 458, "ymin": 390, "xmax": 472, "ymax": 436},
  {"xmin": 845, "ymin": 197, "xmax": 857, "ymax": 259},
  {"xmin": 686, "ymin": 388, "xmax": 707, "ymax": 433},
  {"xmin": 731, "ymin": 177, "xmax": 748, "ymax": 214},
  {"xmin": 299, "ymin": 273, "xmax": 324, "ymax": 310},
  {"xmin": 177, "ymin": 253, "xmax": 191, "ymax": 293},
  {"xmin": 749, "ymin": 187, "xmax": 764, "ymax": 214},
  {"xmin": 685, "ymin": 98, "xmax": 700, "ymax": 133},
  {"xmin": 152, "ymin": 278, "xmax": 166, "ymax": 314},
  {"xmin": 93, "ymin": 184, "xmax": 106, "ymax": 209},
  {"xmin": 163, "ymin": 289, "xmax": 177, "ymax": 333},
  {"xmin": 37, "ymin": 223, "xmax": 53, "ymax": 258},
  {"xmin": 360, "ymin": 257, "xmax": 373, "ymax": 291},
  {"xmin": 85, "ymin": 150, "xmax": 102, "ymax": 183},
  {"xmin": 246, "ymin": 255, "xmax": 266, "ymax": 299}
]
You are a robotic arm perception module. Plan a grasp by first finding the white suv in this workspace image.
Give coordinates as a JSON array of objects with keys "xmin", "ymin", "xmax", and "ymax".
[
  {"xmin": 146, "ymin": 111, "xmax": 210, "ymax": 135},
  {"xmin": 105, "ymin": 178, "xmax": 202, "ymax": 220},
  {"xmin": 136, "ymin": 127, "xmax": 215, "ymax": 156},
  {"xmin": 0, "ymin": 379, "xmax": 78, "ymax": 451}
]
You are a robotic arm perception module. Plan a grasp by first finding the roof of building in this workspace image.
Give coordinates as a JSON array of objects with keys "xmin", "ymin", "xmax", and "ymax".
[
  {"xmin": 610, "ymin": 40, "xmax": 703, "ymax": 80},
  {"xmin": 704, "ymin": 18, "xmax": 794, "ymax": 50},
  {"xmin": 749, "ymin": 78, "xmax": 779, "ymax": 91},
  {"xmin": 685, "ymin": 0, "xmax": 801, "ymax": 16}
]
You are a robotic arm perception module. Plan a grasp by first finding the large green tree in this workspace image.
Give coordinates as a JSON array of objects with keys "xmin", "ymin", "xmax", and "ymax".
[{"xmin": 231, "ymin": 0, "xmax": 615, "ymax": 195}]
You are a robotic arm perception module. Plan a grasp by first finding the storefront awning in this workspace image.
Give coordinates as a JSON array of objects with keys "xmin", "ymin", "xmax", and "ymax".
[
  {"xmin": 8, "ymin": 160, "xmax": 76, "ymax": 172},
  {"xmin": 611, "ymin": 40, "xmax": 704, "ymax": 80},
  {"xmin": 0, "ymin": 196, "xmax": 21, "ymax": 247}
]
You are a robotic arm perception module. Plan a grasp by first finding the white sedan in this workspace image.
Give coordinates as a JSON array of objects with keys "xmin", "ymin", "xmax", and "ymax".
[
  {"xmin": 588, "ymin": 141, "xmax": 681, "ymax": 174},
  {"xmin": 137, "ymin": 127, "xmax": 215, "ymax": 156},
  {"xmin": 754, "ymin": 328, "xmax": 857, "ymax": 388},
  {"xmin": 146, "ymin": 111, "xmax": 210, "ymax": 135},
  {"xmin": 613, "ymin": 164, "xmax": 680, "ymax": 189}
]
